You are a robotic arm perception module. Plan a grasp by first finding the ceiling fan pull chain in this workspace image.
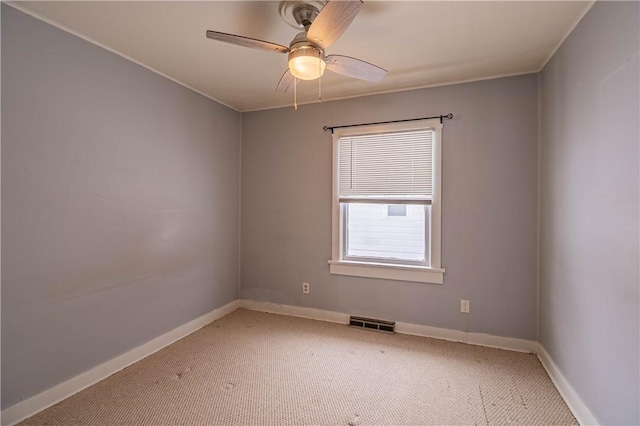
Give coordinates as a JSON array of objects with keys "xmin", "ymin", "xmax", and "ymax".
[
  {"xmin": 294, "ymin": 77, "xmax": 298, "ymax": 110},
  {"xmin": 318, "ymin": 61, "xmax": 322, "ymax": 102}
]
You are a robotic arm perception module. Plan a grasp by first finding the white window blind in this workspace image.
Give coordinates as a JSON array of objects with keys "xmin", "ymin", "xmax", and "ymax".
[{"xmin": 338, "ymin": 129, "xmax": 433, "ymax": 204}]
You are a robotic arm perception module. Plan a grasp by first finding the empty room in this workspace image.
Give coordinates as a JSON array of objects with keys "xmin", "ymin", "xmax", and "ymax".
[{"xmin": 2, "ymin": 1, "xmax": 638, "ymax": 425}]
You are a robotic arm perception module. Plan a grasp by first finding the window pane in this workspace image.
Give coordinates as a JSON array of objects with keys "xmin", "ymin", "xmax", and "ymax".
[{"xmin": 346, "ymin": 203, "xmax": 427, "ymax": 263}]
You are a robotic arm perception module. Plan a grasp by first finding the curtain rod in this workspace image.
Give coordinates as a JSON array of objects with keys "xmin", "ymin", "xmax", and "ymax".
[{"xmin": 322, "ymin": 113, "xmax": 453, "ymax": 134}]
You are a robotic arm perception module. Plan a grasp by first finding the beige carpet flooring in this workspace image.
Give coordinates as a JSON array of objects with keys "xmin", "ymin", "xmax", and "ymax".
[{"xmin": 20, "ymin": 309, "xmax": 577, "ymax": 425}]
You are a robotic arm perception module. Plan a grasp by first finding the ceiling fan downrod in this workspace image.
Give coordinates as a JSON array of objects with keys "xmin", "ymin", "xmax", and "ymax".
[{"xmin": 292, "ymin": 3, "xmax": 320, "ymax": 30}]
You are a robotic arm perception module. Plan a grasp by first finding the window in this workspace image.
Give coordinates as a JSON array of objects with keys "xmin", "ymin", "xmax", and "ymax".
[{"xmin": 329, "ymin": 119, "xmax": 444, "ymax": 284}]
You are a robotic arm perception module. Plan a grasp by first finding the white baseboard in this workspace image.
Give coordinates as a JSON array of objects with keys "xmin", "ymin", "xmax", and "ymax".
[
  {"xmin": 1, "ymin": 299, "xmax": 241, "ymax": 426},
  {"xmin": 395, "ymin": 321, "xmax": 538, "ymax": 353},
  {"xmin": 535, "ymin": 343, "xmax": 599, "ymax": 426},
  {"xmin": 240, "ymin": 300, "xmax": 350, "ymax": 324},
  {"xmin": 240, "ymin": 300, "xmax": 538, "ymax": 353}
]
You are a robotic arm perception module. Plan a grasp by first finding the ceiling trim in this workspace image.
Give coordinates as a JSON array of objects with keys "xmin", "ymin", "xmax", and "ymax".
[
  {"xmin": 537, "ymin": 0, "xmax": 595, "ymax": 73},
  {"xmin": 243, "ymin": 69, "xmax": 538, "ymax": 113},
  {"xmin": 5, "ymin": 1, "xmax": 240, "ymax": 112}
]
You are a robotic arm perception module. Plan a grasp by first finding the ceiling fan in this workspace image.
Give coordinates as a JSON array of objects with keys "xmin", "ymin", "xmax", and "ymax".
[{"xmin": 205, "ymin": 0, "xmax": 387, "ymax": 93}]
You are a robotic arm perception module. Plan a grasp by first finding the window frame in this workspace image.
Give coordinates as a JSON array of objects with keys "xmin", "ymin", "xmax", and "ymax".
[{"xmin": 329, "ymin": 118, "xmax": 445, "ymax": 284}]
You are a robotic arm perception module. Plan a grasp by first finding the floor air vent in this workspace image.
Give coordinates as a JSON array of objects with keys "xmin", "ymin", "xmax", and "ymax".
[{"xmin": 349, "ymin": 316, "xmax": 395, "ymax": 334}]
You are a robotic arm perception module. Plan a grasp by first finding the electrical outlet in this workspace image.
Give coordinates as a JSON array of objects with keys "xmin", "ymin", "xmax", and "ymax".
[
  {"xmin": 302, "ymin": 282, "xmax": 310, "ymax": 294},
  {"xmin": 460, "ymin": 299, "xmax": 470, "ymax": 314}
]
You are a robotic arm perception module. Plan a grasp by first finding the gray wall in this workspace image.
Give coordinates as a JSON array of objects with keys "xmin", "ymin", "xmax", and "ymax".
[
  {"xmin": 241, "ymin": 74, "xmax": 539, "ymax": 340},
  {"xmin": 1, "ymin": 5, "xmax": 241, "ymax": 409},
  {"xmin": 539, "ymin": 2, "xmax": 639, "ymax": 425}
]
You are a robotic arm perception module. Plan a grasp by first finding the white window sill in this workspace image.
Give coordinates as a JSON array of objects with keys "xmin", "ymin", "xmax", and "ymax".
[{"xmin": 328, "ymin": 260, "xmax": 444, "ymax": 284}]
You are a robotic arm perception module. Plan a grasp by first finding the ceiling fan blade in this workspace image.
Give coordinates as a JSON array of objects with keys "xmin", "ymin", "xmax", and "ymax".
[
  {"xmin": 276, "ymin": 69, "xmax": 295, "ymax": 93},
  {"xmin": 206, "ymin": 30, "xmax": 289, "ymax": 53},
  {"xmin": 307, "ymin": 0, "xmax": 363, "ymax": 49},
  {"xmin": 325, "ymin": 55, "xmax": 387, "ymax": 82}
]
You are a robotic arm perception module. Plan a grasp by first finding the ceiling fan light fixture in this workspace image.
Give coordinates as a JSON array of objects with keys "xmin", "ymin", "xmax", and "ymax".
[{"xmin": 288, "ymin": 46, "xmax": 326, "ymax": 80}]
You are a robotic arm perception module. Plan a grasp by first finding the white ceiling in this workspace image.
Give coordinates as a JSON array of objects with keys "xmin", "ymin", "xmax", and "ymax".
[{"xmin": 10, "ymin": 1, "xmax": 593, "ymax": 112}]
